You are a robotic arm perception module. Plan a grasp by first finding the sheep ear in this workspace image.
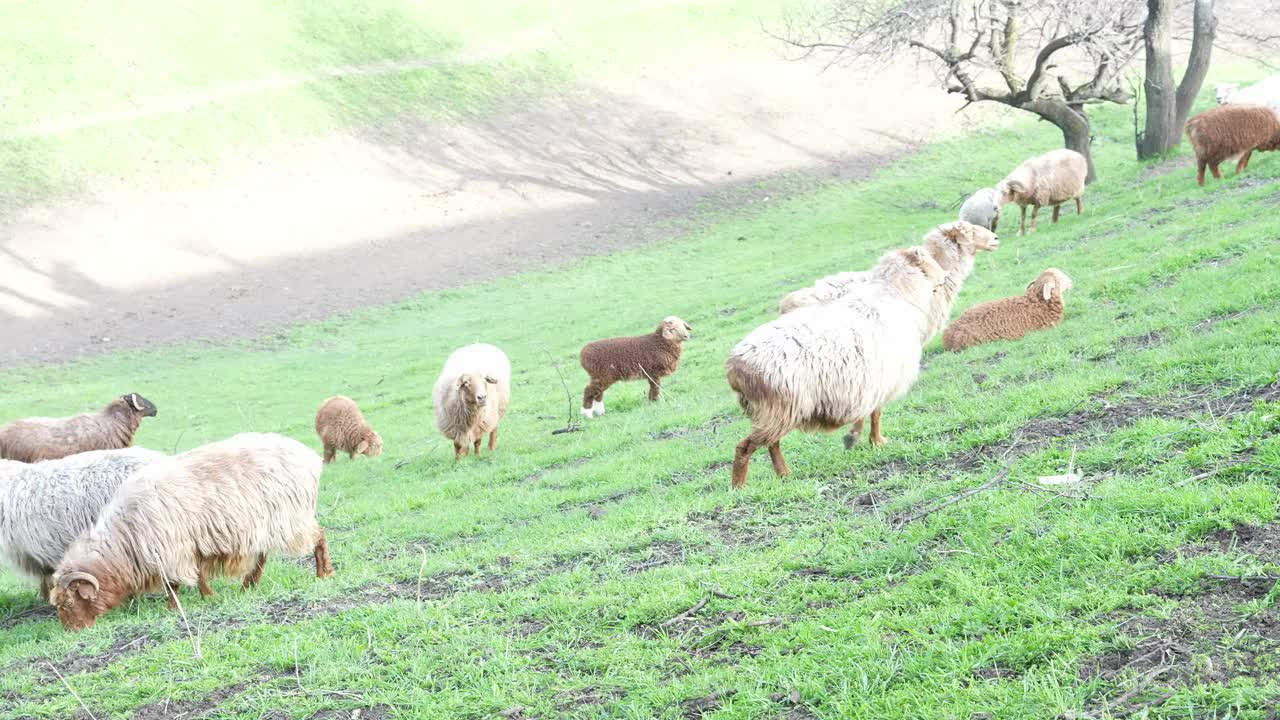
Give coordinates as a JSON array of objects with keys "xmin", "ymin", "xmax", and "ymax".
[
  {"xmin": 74, "ymin": 581, "xmax": 97, "ymax": 601},
  {"xmin": 356, "ymin": 440, "xmax": 369, "ymax": 454},
  {"xmin": 683, "ymin": 322, "xmax": 692, "ymax": 332},
  {"xmin": 457, "ymin": 377, "xmax": 470, "ymax": 389},
  {"xmin": 484, "ymin": 375, "xmax": 498, "ymax": 385},
  {"xmin": 128, "ymin": 394, "xmax": 143, "ymax": 411},
  {"xmin": 1042, "ymin": 281, "xmax": 1054, "ymax": 301}
]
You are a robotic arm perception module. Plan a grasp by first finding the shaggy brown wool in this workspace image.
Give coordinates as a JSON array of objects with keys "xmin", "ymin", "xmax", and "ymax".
[
  {"xmin": 314, "ymin": 396, "xmax": 383, "ymax": 463},
  {"xmin": 579, "ymin": 317, "xmax": 691, "ymax": 415},
  {"xmin": 1186, "ymin": 104, "xmax": 1280, "ymax": 185},
  {"xmin": 0, "ymin": 393, "xmax": 157, "ymax": 463},
  {"xmin": 942, "ymin": 269, "xmax": 1072, "ymax": 352}
]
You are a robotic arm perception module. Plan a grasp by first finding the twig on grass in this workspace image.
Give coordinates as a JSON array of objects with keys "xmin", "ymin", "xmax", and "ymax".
[
  {"xmin": 543, "ymin": 347, "xmax": 582, "ymax": 435},
  {"xmin": 46, "ymin": 660, "xmax": 97, "ymax": 720},
  {"xmin": 1206, "ymin": 573, "xmax": 1280, "ymax": 583},
  {"xmin": 894, "ymin": 465, "xmax": 1011, "ymax": 530},
  {"xmin": 165, "ymin": 581, "xmax": 202, "ymax": 659},
  {"xmin": 662, "ymin": 595, "xmax": 710, "ymax": 626}
]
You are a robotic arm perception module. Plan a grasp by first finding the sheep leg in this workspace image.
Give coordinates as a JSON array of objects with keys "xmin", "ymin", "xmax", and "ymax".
[
  {"xmin": 582, "ymin": 382, "xmax": 607, "ymax": 417},
  {"xmin": 731, "ymin": 437, "xmax": 759, "ymax": 489},
  {"xmin": 647, "ymin": 378, "xmax": 662, "ymax": 402},
  {"xmin": 488, "ymin": 429, "xmax": 498, "ymax": 451},
  {"xmin": 1236, "ymin": 150, "xmax": 1253, "ymax": 174},
  {"xmin": 242, "ymin": 553, "xmax": 268, "ymax": 590},
  {"xmin": 322, "ymin": 444, "xmax": 336, "ymax": 464},
  {"xmin": 1051, "ymin": 204, "xmax": 1061, "ymax": 223},
  {"xmin": 39, "ymin": 575, "xmax": 52, "ymax": 601},
  {"xmin": 1029, "ymin": 205, "xmax": 1040, "ymax": 232},
  {"xmin": 1210, "ymin": 163, "xmax": 1223, "ymax": 179},
  {"xmin": 453, "ymin": 442, "xmax": 467, "ymax": 460},
  {"xmin": 843, "ymin": 418, "xmax": 865, "ymax": 449},
  {"xmin": 313, "ymin": 530, "xmax": 335, "ymax": 578},
  {"xmin": 198, "ymin": 569, "xmax": 215, "ymax": 598},
  {"xmin": 165, "ymin": 582, "xmax": 181, "ymax": 610},
  {"xmin": 869, "ymin": 408, "xmax": 888, "ymax": 447},
  {"xmin": 767, "ymin": 442, "xmax": 791, "ymax": 477},
  {"xmin": 1197, "ymin": 159, "xmax": 1207, "ymax": 186},
  {"xmin": 473, "ymin": 438, "xmax": 482, "ymax": 457},
  {"xmin": 1075, "ymin": 196, "xmax": 1083, "ymax": 215},
  {"xmin": 1019, "ymin": 205, "xmax": 1027, "ymax": 235}
]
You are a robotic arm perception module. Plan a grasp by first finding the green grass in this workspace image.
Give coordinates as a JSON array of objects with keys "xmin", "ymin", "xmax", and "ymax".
[
  {"xmin": 0, "ymin": 0, "xmax": 776, "ymax": 206},
  {"xmin": 1, "ymin": 94, "xmax": 1279, "ymax": 718}
]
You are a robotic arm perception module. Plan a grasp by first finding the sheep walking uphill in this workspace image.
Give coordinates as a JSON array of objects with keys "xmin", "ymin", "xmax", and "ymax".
[
  {"xmin": 959, "ymin": 187, "xmax": 1001, "ymax": 232},
  {"xmin": 50, "ymin": 433, "xmax": 332, "ymax": 631},
  {"xmin": 0, "ymin": 393, "xmax": 158, "ymax": 463},
  {"xmin": 0, "ymin": 448, "xmax": 164, "ymax": 599},
  {"xmin": 579, "ymin": 316, "xmax": 691, "ymax": 417},
  {"xmin": 1185, "ymin": 104, "xmax": 1280, "ymax": 186},
  {"xmin": 726, "ymin": 247, "xmax": 947, "ymax": 488},
  {"xmin": 315, "ymin": 396, "xmax": 383, "ymax": 463},
  {"xmin": 942, "ymin": 269, "xmax": 1073, "ymax": 351},
  {"xmin": 996, "ymin": 149, "xmax": 1088, "ymax": 235},
  {"xmin": 433, "ymin": 344, "xmax": 511, "ymax": 459}
]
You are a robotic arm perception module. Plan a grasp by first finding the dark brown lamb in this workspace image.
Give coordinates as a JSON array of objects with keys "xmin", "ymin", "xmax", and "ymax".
[
  {"xmin": 942, "ymin": 269, "xmax": 1072, "ymax": 352},
  {"xmin": 579, "ymin": 316, "xmax": 692, "ymax": 417},
  {"xmin": 0, "ymin": 393, "xmax": 158, "ymax": 463},
  {"xmin": 1185, "ymin": 104, "xmax": 1280, "ymax": 185}
]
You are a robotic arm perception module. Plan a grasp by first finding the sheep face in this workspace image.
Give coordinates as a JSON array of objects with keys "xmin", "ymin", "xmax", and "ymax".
[
  {"xmin": 943, "ymin": 221, "xmax": 1000, "ymax": 254},
  {"xmin": 1215, "ymin": 82, "xmax": 1238, "ymax": 103},
  {"xmin": 1027, "ymin": 268, "xmax": 1073, "ymax": 302},
  {"xmin": 660, "ymin": 316, "xmax": 692, "ymax": 342},
  {"xmin": 358, "ymin": 431, "xmax": 384, "ymax": 457},
  {"xmin": 995, "ymin": 179, "xmax": 1025, "ymax": 206},
  {"xmin": 123, "ymin": 393, "xmax": 158, "ymax": 418},
  {"xmin": 50, "ymin": 572, "xmax": 104, "ymax": 631},
  {"xmin": 456, "ymin": 373, "xmax": 498, "ymax": 409}
]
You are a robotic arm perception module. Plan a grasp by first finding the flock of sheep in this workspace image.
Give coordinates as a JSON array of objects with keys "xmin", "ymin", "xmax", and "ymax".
[{"xmin": 0, "ymin": 78, "xmax": 1275, "ymax": 632}]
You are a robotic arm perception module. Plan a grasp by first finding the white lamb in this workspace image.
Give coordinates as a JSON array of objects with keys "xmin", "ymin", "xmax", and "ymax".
[{"xmin": 1216, "ymin": 76, "xmax": 1280, "ymax": 112}]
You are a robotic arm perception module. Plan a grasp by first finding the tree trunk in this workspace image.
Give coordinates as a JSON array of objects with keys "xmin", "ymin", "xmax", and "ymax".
[
  {"xmin": 1139, "ymin": 0, "xmax": 1177, "ymax": 159},
  {"xmin": 1174, "ymin": 0, "xmax": 1216, "ymax": 129},
  {"xmin": 1024, "ymin": 98, "xmax": 1097, "ymax": 183}
]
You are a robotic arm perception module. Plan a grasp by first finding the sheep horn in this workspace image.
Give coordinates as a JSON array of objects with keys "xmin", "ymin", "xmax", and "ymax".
[{"xmin": 58, "ymin": 571, "xmax": 100, "ymax": 592}]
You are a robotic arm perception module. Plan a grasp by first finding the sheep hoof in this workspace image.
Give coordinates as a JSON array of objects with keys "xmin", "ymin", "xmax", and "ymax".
[
  {"xmin": 580, "ymin": 407, "xmax": 594, "ymax": 419},
  {"xmin": 842, "ymin": 433, "xmax": 856, "ymax": 450},
  {"xmin": 870, "ymin": 435, "xmax": 889, "ymax": 448},
  {"xmin": 591, "ymin": 401, "xmax": 605, "ymax": 417}
]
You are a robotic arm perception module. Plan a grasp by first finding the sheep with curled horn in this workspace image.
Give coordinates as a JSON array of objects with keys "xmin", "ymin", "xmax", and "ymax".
[{"xmin": 0, "ymin": 393, "xmax": 158, "ymax": 463}]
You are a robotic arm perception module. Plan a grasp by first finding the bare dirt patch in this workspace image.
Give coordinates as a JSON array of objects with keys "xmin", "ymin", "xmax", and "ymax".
[
  {"xmin": 554, "ymin": 687, "xmax": 624, "ymax": 714},
  {"xmin": 678, "ymin": 689, "xmax": 738, "ymax": 719},
  {"xmin": 688, "ymin": 505, "xmax": 779, "ymax": 547},
  {"xmin": 308, "ymin": 705, "xmax": 394, "ymax": 720},
  {"xmin": 625, "ymin": 540, "xmax": 688, "ymax": 574},
  {"xmin": 650, "ymin": 413, "xmax": 736, "ymax": 445},
  {"xmin": 130, "ymin": 673, "xmax": 285, "ymax": 720}
]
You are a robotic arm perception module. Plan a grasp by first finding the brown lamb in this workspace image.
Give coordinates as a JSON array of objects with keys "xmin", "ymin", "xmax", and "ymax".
[
  {"xmin": 942, "ymin": 269, "xmax": 1072, "ymax": 352},
  {"xmin": 1185, "ymin": 104, "xmax": 1280, "ymax": 186},
  {"xmin": 314, "ymin": 396, "xmax": 383, "ymax": 463},
  {"xmin": 579, "ymin": 316, "xmax": 692, "ymax": 417},
  {"xmin": 0, "ymin": 393, "xmax": 158, "ymax": 463}
]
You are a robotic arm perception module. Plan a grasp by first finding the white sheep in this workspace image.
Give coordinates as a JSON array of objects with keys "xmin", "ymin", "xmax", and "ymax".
[
  {"xmin": 50, "ymin": 433, "xmax": 331, "ymax": 630},
  {"xmin": 0, "ymin": 448, "xmax": 164, "ymax": 599},
  {"xmin": 778, "ymin": 272, "xmax": 868, "ymax": 315},
  {"xmin": 996, "ymin": 149, "xmax": 1088, "ymax": 235},
  {"xmin": 1216, "ymin": 76, "xmax": 1280, "ymax": 112},
  {"xmin": 433, "ymin": 344, "xmax": 512, "ymax": 459},
  {"xmin": 959, "ymin": 187, "xmax": 1001, "ymax": 232},
  {"xmin": 725, "ymin": 246, "xmax": 948, "ymax": 488}
]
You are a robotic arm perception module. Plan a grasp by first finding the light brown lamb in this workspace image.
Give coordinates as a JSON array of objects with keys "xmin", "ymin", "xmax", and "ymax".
[
  {"xmin": 315, "ymin": 396, "xmax": 382, "ymax": 463},
  {"xmin": 996, "ymin": 149, "xmax": 1088, "ymax": 235},
  {"xmin": 942, "ymin": 269, "xmax": 1073, "ymax": 352},
  {"xmin": 579, "ymin": 316, "xmax": 691, "ymax": 417},
  {"xmin": 1185, "ymin": 104, "xmax": 1280, "ymax": 186},
  {"xmin": 0, "ymin": 393, "xmax": 158, "ymax": 463}
]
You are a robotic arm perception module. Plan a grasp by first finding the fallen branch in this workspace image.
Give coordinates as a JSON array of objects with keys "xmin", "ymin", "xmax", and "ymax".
[
  {"xmin": 745, "ymin": 617, "xmax": 783, "ymax": 627},
  {"xmin": 662, "ymin": 595, "xmax": 710, "ymax": 626},
  {"xmin": 543, "ymin": 347, "xmax": 582, "ymax": 436},
  {"xmin": 895, "ymin": 465, "xmax": 1011, "ymax": 530},
  {"xmin": 1206, "ymin": 573, "xmax": 1280, "ymax": 583}
]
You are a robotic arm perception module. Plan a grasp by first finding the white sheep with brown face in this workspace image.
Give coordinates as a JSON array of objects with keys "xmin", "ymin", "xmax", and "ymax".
[
  {"xmin": 0, "ymin": 393, "xmax": 158, "ymax": 463},
  {"xmin": 432, "ymin": 344, "xmax": 511, "ymax": 459}
]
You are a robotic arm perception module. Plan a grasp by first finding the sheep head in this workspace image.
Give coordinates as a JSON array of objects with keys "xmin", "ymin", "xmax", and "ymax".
[
  {"xmin": 659, "ymin": 316, "xmax": 692, "ymax": 342},
  {"xmin": 456, "ymin": 373, "xmax": 498, "ymax": 408},
  {"xmin": 1026, "ymin": 268, "xmax": 1073, "ymax": 303},
  {"xmin": 995, "ymin": 178, "xmax": 1026, "ymax": 206},
  {"xmin": 50, "ymin": 571, "xmax": 104, "ymax": 631},
  {"xmin": 939, "ymin": 221, "xmax": 1000, "ymax": 255},
  {"xmin": 357, "ymin": 431, "xmax": 384, "ymax": 458},
  {"xmin": 1214, "ymin": 82, "xmax": 1239, "ymax": 103},
  {"xmin": 122, "ymin": 393, "xmax": 158, "ymax": 418}
]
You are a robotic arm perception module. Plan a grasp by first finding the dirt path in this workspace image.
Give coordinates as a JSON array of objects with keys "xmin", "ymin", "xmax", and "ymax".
[{"xmin": 0, "ymin": 48, "xmax": 984, "ymax": 367}]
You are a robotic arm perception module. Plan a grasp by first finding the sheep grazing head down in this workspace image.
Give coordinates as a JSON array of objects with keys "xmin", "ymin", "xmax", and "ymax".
[
  {"xmin": 50, "ymin": 571, "xmax": 107, "ymax": 631},
  {"xmin": 994, "ymin": 178, "xmax": 1025, "ymax": 207},
  {"xmin": 659, "ymin": 316, "xmax": 692, "ymax": 342},
  {"xmin": 456, "ymin": 373, "xmax": 498, "ymax": 409},
  {"xmin": 1027, "ymin": 268, "xmax": 1073, "ymax": 303},
  {"xmin": 939, "ymin": 221, "xmax": 1000, "ymax": 255},
  {"xmin": 359, "ymin": 432, "xmax": 384, "ymax": 458},
  {"xmin": 122, "ymin": 393, "xmax": 158, "ymax": 418}
]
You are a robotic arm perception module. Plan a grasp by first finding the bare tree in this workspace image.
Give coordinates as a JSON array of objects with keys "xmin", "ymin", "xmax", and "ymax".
[
  {"xmin": 1137, "ymin": 0, "xmax": 1216, "ymax": 159},
  {"xmin": 776, "ymin": 0, "xmax": 1149, "ymax": 182}
]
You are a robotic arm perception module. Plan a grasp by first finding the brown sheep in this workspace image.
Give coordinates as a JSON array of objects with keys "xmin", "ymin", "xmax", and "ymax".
[
  {"xmin": 579, "ymin": 316, "xmax": 691, "ymax": 417},
  {"xmin": 996, "ymin": 149, "xmax": 1088, "ymax": 235},
  {"xmin": 314, "ymin": 396, "xmax": 383, "ymax": 463},
  {"xmin": 1185, "ymin": 104, "xmax": 1280, "ymax": 186},
  {"xmin": 942, "ymin": 269, "xmax": 1073, "ymax": 352},
  {"xmin": 0, "ymin": 393, "xmax": 158, "ymax": 463}
]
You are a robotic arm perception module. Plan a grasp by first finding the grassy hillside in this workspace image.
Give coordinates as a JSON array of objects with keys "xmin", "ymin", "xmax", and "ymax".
[{"xmin": 1, "ymin": 100, "xmax": 1279, "ymax": 718}]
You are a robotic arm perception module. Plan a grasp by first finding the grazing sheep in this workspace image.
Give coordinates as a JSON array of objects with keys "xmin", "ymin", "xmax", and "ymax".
[
  {"xmin": 996, "ymin": 149, "xmax": 1088, "ymax": 235},
  {"xmin": 579, "ymin": 317, "xmax": 691, "ymax": 417},
  {"xmin": 0, "ymin": 393, "xmax": 158, "ymax": 463},
  {"xmin": 0, "ymin": 448, "xmax": 164, "ymax": 599},
  {"xmin": 725, "ymin": 247, "xmax": 947, "ymax": 488},
  {"xmin": 49, "ymin": 433, "xmax": 331, "ymax": 631},
  {"xmin": 433, "ymin": 344, "xmax": 511, "ymax": 459},
  {"xmin": 315, "ymin": 396, "xmax": 382, "ymax": 464},
  {"xmin": 959, "ymin": 187, "xmax": 1001, "ymax": 232},
  {"xmin": 942, "ymin": 269, "xmax": 1073, "ymax": 352},
  {"xmin": 1185, "ymin": 104, "xmax": 1280, "ymax": 186},
  {"xmin": 1216, "ymin": 76, "xmax": 1280, "ymax": 111}
]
